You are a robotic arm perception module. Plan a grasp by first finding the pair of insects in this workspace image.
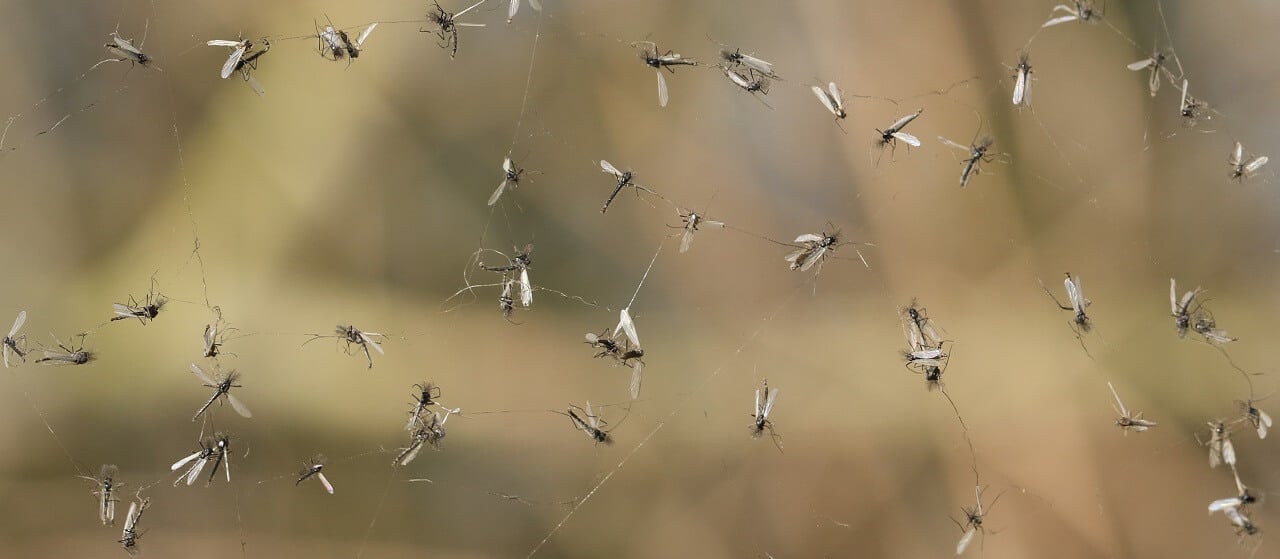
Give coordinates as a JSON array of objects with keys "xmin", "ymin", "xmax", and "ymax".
[
  {"xmin": 482, "ymin": 244, "xmax": 534, "ymax": 323},
  {"xmin": 170, "ymin": 432, "xmax": 233, "ymax": 486},
  {"xmin": 1170, "ymin": 278, "xmax": 1235, "ymax": 344},
  {"xmin": 316, "ymin": 20, "xmax": 378, "ymax": 62},
  {"xmin": 305, "ymin": 324, "xmax": 386, "ymax": 368},
  {"xmin": 901, "ymin": 300, "xmax": 947, "ymax": 390},
  {"xmin": 395, "ymin": 406, "xmax": 460, "ymax": 466},
  {"xmin": 785, "ymin": 229, "xmax": 871, "ymax": 272},
  {"xmin": 584, "ymin": 309, "xmax": 644, "ymax": 399},
  {"xmin": 118, "ymin": 494, "xmax": 150, "ymax": 556},
  {"xmin": 206, "ymin": 37, "xmax": 272, "ymax": 95},
  {"xmin": 1209, "ymin": 467, "xmax": 1262, "ymax": 537}
]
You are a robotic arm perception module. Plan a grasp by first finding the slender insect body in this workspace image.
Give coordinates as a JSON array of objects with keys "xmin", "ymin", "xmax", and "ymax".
[
  {"xmin": 1012, "ymin": 52, "xmax": 1033, "ymax": 107},
  {"xmin": 585, "ymin": 329, "xmax": 622, "ymax": 359},
  {"xmin": 345, "ymin": 23, "xmax": 377, "ymax": 59},
  {"xmin": 599, "ymin": 160, "xmax": 639, "ymax": 213},
  {"xmin": 307, "ymin": 324, "xmax": 385, "ymax": 368},
  {"xmin": 190, "ymin": 363, "xmax": 252, "ymax": 421},
  {"xmin": 297, "ymin": 455, "xmax": 335, "ymax": 494},
  {"xmin": 1108, "ymin": 382, "xmax": 1156, "ymax": 434},
  {"xmin": 1044, "ymin": 273, "xmax": 1091, "ymax": 333},
  {"xmin": 104, "ymin": 30, "xmax": 158, "ymax": 71},
  {"xmin": 678, "ymin": 210, "xmax": 723, "ymax": 253},
  {"xmin": 489, "ymin": 156, "xmax": 526, "ymax": 206},
  {"xmin": 785, "ymin": 231, "xmax": 843, "ymax": 273},
  {"xmin": 111, "ymin": 288, "xmax": 166, "ymax": 324},
  {"xmin": 119, "ymin": 495, "xmax": 150, "ymax": 557},
  {"xmin": 751, "ymin": 380, "xmax": 780, "ymax": 444},
  {"xmin": 876, "ymin": 109, "xmax": 924, "ymax": 152},
  {"xmin": 636, "ymin": 41, "xmax": 697, "ymax": 108},
  {"xmin": 2, "ymin": 310, "xmax": 27, "ymax": 368},
  {"xmin": 207, "ymin": 37, "xmax": 271, "ymax": 95},
  {"xmin": 721, "ymin": 66, "xmax": 772, "ymax": 101},
  {"xmin": 719, "ymin": 47, "xmax": 778, "ymax": 79},
  {"xmin": 1127, "ymin": 47, "xmax": 1166, "ymax": 96},
  {"xmin": 568, "ymin": 401, "xmax": 612, "ymax": 445},
  {"xmin": 1229, "ymin": 141, "xmax": 1268, "ymax": 182},
  {"xmin": 397, "ymin": 407, "xmax": 458, "ymax": 466},
  {"xmin": 939, "ymin": 135, "xmax": 997, "ymax": 187},
  {"xmin": 1205, "ymin": 420, "xmax": 1236, "ymax": 469},
  {"xmin": 812, "ymin": 81, "xmax": 847, "ymax": 121},
  {"xmin": 422, "ymin": 0, "xmax": 486, "ymax": 59},
  {"xmin": 499, "ymin": 279, "xmax": 517, "ymax": 323},
  {"xmin": 406, "ymin": 381, "xmax": 443, "ymax": 430},
  {"xmin": 1042, "ymin": 0, "xmax": 1103, "ymax": 27},
  {"xmin": 79, "ymin": 464, "xmax": 121, "ymax": 526},
  {"xmin": 35, "ymin": 334, "xmax": 94, "ymax": 365}
]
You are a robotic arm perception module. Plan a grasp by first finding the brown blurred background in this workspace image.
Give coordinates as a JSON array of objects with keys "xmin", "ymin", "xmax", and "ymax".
[{"xmin": 0, "ymin": 0, "xmax": 1278, "ymax": 557}]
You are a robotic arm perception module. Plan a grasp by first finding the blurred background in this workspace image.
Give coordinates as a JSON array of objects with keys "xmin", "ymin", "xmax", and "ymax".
[{"xmin": 0, "ymin": 0, "xmax": 1278, "ymax": 557}]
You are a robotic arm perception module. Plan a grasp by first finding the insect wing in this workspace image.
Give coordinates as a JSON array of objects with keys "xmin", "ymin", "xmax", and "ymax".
[
  {"xmin": 245, "ymin": 75, "xmax": 266, "ymax": 96},
  {"xmin": 1013, "ymin": 69, "xmax": 1027, "ymax": 105},
  {"xmin": 518, "ymin": 268, "xmax": 533, "ymax": 307},
  {"xmin": 892, "ymin": 132, "xmax": 920, "ymax": 147},
  {"xmin": 956, "ymin": 526, "xmax": 976, "ymax": 554},
  {"xmin": 762, "ymin": 387, "xmax": 779, "ymax": 418},
  {"xmin": 679, "ymin": 227, "xmax": 695, "ymax": 253},
  {"xmin": 317, "ymin": 471, "xmax": 335, "ymax": 494},
  {"xmin": 1127, "ymin": 58, "xmax": 1154, "ymax": 71},
  {"xmin": 811, "ymin": 85, "xmax": 838, "ymax": 115},
  {"xmin": 1245, "ymin": 156, "xmax": 1269, "ymax": 175},
  {"xmin": 1042, "ymin": 14, "xmax": 1078, "ymax": 27},
  {"xmin": 599, "ymin": 159, "xmax": 623, "ymax": 178},
  {"xmin": 1257, "ymin": 408, "xmax": 1272, "ymax": 439},
  {"xmin": 8, "ymin": 310, "xmax": 24, "ymax": 338},
  {"xmin": 488, "ymin": 180, "xmax": 508, "ymax": 206},
  {"xmin": 1231, "ymin": 142, "xmax": 1244, "ymax": 167},
  {"xmin": 227, "ymin": 392, "xmax": 253, "ymax": 418},
  {"xmin": 939, "ymin": 137, "xmax": 970, "ymax": 152},
  {"xmin": 356, "ymin": 23, "xmax": 378, "ymax": 47},
  {"xmin": 190, "ymin": 362, "xmax": 216, "ymax": 385},
  {"xmin": 740, "ymin": 53, "xmax": 774, "ymax": 76},
  {"xmin": 358, "ymin": 331, "xmax": 386, "ymax": 354},
  {"xmin": 219, "ymin": 45, "xmax": 246, "ymax": 79},
  {"xmin": 171, "ymin": 449, "xmax": 204, "ymax": 471},
  {"xmin": 615, "ymin": 308, "xmax": 640, "ymax": 348},
  {"xmin": 655, "ymin": 70, "xmax": 669, "ymax": 108},
  {"xmin": 1064, "ymin": 275, "xmax": 1086, "ymax": 314},
  {"xmin": 888, "ymin": 110, "xmax": 922, "ymax": 133},
  {"xmin": 629, "ymin": 359, "xmax": 643, "ymax": 400},
  {"xmin": 185, "ymin": 457, "xmax": 209, "ymax": 485},
  {"xmin": 1209, "ymin": 497, "xmax": 1244, "ymax": 513},
  {"xmin": 794, "ymin": 233, "xmax": 824, "ymax": 244},
  {"xmin": 799, "ymin": 246, "xmax": 826, "ymax": 271},
  {"xmin": 508, "ymin": 0, "xmax": 520, "ymax": 22}
]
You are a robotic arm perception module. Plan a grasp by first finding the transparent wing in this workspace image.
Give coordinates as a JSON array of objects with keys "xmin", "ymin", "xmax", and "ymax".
[
  {"xmin": 456, "ymin": 22, "xmax": 486, "ymax": 27},
  {"xmin": 1231, "ymin": 142, "xmax": 1244, "ymax": 166},
  {"xmin": 939, "ymin": 137, "xmax": 970, "ymax": 152},
  {"xmin": 1012, "ymin": 71, "xmax": 1027, "ymax": 105},
  {"xmin": 206, "ymin": 39, "xmax": 243, "ymax": 47},
  {"xmin": 1180, "ymin": 80, "xmax": 1190, "ymax": 111},
  {"xmin": 317, "ymin": 472, "xmax": 335, "ymax": 494},
  {"xmin": 1223, "ymin": 439, "xmax": 1236, "ymax": 466},
  {"xmin": 456, "ymin": 0, "xmax": 486, "ymax": 18},
  {"xmin": 754, "ymin": 389, "xmax": 761, "ymax": 416},
  {"xmin": 356, "ymin": 23, "xmax": 378, "ymax": 47},
  {"xmin": 1127, "ymin": 58, "xmax": 1154, "ymax": 71},
  {"xmin": 171, "ymin": 450, "xmax": 203, "ymax": 471},
  {"xmin": 679, "ymin": 228, "xmax": 695, "ymax": 253},
  {"xmin": 529, "ymin": 0, "xmax": 543, "ymax": 10},
  {"xmin": 762, "ymin": 388, "xmax": 779, "ymax": 418},
  {"xmin": 656, "ymin": 70, "xmax": 669, "ymax": 108},
  {"xmin": 220, "ymin": 46, "xmax": 246, "ymax": 79},
  {"xmin": 827, "ymin": 82, "xmax": 843, "ymax": 109},
  {"xmin": 956, "ymin": 527, "xmax": 976, "ymax": 554},
  {"xmin": 799, "ymin": 246, "xmax": 826, "ymax": 272},
  {"xmin": 227, "ymin": 393, "xmax": 253, "ymax": 418},
  {"xmin": 124, "ymin": 501, "xmax": 139, "ymax": 532},
  {"xmin": 585, "ymin": 401, "xmax": 599, "ymax": 429},
  {"xmin": 1209, "ymin": 497, "xmax": 1243, "ymax": 513},
  {"xmin": 399, "ymin": 441, "xmax": 424, "ymax": 466},
  {"xmin": 508, "ymin": 0, "xmax": 519, "ymax": 22},
  {"xmin": 9, "ymin": 310, "xmax": 25, "ymax": 337},
  {"xmin": 740, "ymin": 54, "xmax": 773, "ymax": 75},
  {"xmin": 245, "ymin": 75, "xmax": 266, "ymax": 96},
  {"xmin": 629, "ymin": 361, "xmax": 643, "ymax": 400},
  {"xmin": 112, "ymin": 303, "xmax": 134, "ymax": 317},
  {"xmin": 360, "ymin": 332, "xmax": 386, "ymax": 354},
  {"xmin": 794, "ymin": 233, "xmax": 824, "ymax": 243},
  {"xmin": 888, "ymin": 110, "xmax": 921, "ymax": 132},
  {"xmin": 892, "ymin": 132, "xmax": 920, "ymax": 147},
  {"xmin": 112, "ymin": 36, "xmax": 144, "ymax": 56},
  {"xmin": 185, "ymin": 458, "xmax": 208, "ymax": 485},
  {"xmin": 811, "ymin": 86, "xmax": 837, "ymax": 115},
  {"xmin": 518, "ymin": 268, "xmax": 533, "ymax": 307},
  {"xmin": 615, "ymin": 308, "xmax": 640, "ymax": 348},
  {"xmin": 600, "ymin": 160, "xmax": 622, "ymax": 177},
  {"xmin": 1042, "ymin": 14, "xmax": 1078, "ymax": 27},
  {"xmin": 487, "ymin": 180, "xmax": 507, "ymax": 206},
  {"xmin": 503, "ymin": 156, "xmax": 513, "ymax": 173},
  {"xmin": 1169, "ymin": 278, "xmax": 1179, "ymax": 314},
  {"xmin": 1245, "ymin": 156, "xmax": 1268, "ymax": 174},
  {"xmin": 189, "ymin": 363, "xmax": 216, "ymax": 385}
]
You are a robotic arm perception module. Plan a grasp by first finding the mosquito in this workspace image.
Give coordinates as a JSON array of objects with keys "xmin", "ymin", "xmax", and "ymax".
[
  {"xmin": 189, "ymin": 363, "xmax": 251, "ymax": 421},
  {"xmin": 422, "ymin": 0, "xmax": 486, "ymax": 59},
  {"xmin": 1043, "ymin": 272, "xmax": 1091, "ymax": 333},
  {"xmin": 954, "ymin": 486, "xmax": 999, "ymax": 555},
  {"xmin": 1042, "ymin": 0, "xmax": 1104, "ymax": 27},
  {"xmin": 677, "ymin": 209, "xmax": 724, "ymax": 254},
  {"xmin": 721, "ymin": 66, "xmax": 772, "ymax": 105},
  {"xmin": 811, "ymin": 81, "xmax": 847, "ymax": 123},
  {"xmin": 499, "ymin": 279, "xmax": 518, "ymax": 323},
  {"xmin": 1169, "ymin": 278, "xmax": 1202, "ymax": 338},
  {"xmin": 614, "ymin": 308, "xmax": 645, "ymax": 399},
  {"xmin": 939, "ymin": 134, "xmax": 998, "ymax": 188},
  {"xmin": 481, "ymin": 244, "xmax": 533, "ymax": 308},
  {"xmin": 718, "ymin": 46, "xmax": 778, "ymax": 79},
  {"xmin": 507, "ymin": 0, "xmax": 542, "ymax": 23},
  {"xmin": 599, "ymin": 160, "xmax": 643, "ymax": 213},
  {"xmin": 171, "ymin": 433, "xmax": 231, "ymax": 485},
  {"xmin": 78, "ymin": 464, "xmax": 121, "ymax": 526},
  {"xmin": 202, "ymin": 310, "xmax": 233, "ymax": 359},
  {"xmin": 396, "ymin": 407, "xmax": 459, "ymax": 466},
  {"xmin": 103, "ymin": 23, "xmax": 160, "ymax": 73},
  {"xmin": 1229, "ymin": 141, "xmax": 1268, "ymax": 182},
  {"xmin": 1236, "ymin": 399, "xmax": 1272, "ymax": 439},
  {"xmin": 118, "ymin": 494, "xmax": 150, "ymax": 557},
  {"xmin": 1127, "ymin": 46, "xmax": 1166, "ymax": 97},
  {"xmin": 1179, "ymin": 79, "xmax": 1208, "ymax": 127},
  {"xmin": 635, "ymin": 41, "xmax": 697, "ymax": 108},
  {"xmin": 1011, "ymin": 51, "xmax": 1033, "ymax": 107},
  {"xmin": 1205, "ymin": 420, "xmax": 1236, "ymax": 469},
  {"xmin": 1209, "ymin": 467, "xmax": 1262, "ymax": 515},
  {"xmin": 207, "ymin": 37, "xmax": 271, "ymax": 95},
  {"xmin": 785, "ymin": 230, "xmax": 843, "ymax": 273},
  {"xmin": 1192, "ymin": 311, "xmax": 1236, "ymax": 344},
  {"xmin": 297, "ymin": 455, "xmax": 335, "ymax": 494},
  {"xmin": 903, "ymin": 299, "xmax": 943, "ymax": 350},
  {"xmin": 751, "ymin": 379, "xmax": 780, "ymax": 441},
  {"xmin": 567, "ymin": 401, "xmax": 612, "ymax": 445},
  {"xmin": 405, "ymin": 381, "xmax": 442, "ymax": 430},
  {"xmin": 1107, "ymin": 382, "xmax": 1156, "ymax": 434},
  {"xmin": 316, "ymin": 21, "xmax": 347, "ymax": 60},
  {"xmin": 2, "ymin": 310, "xmax": 27, "ymax": 368},
  {"xmin": 488, "ymin": 156, "xmax": 526, "ymax": 206},
  {"xmin": 307, "ymin": 325, "xmax": 386, "ymax": 369},
  {"xmin": 111, "ymin": 285, "xmax": 166, "ymax": 324},
  {"xmin": 35, "ymin": 334, "xmax": 94, "ymax": 365},
  {"xmin": 875, "ymin": 108, "xmax": 923, "ymax": 154}
]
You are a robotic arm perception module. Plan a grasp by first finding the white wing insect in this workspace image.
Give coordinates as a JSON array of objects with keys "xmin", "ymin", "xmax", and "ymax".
[
  {"xmin": 629, "ymin": 360, "xmax": 643, "ymax": 400},
  {"xmin": 207, "ymin": 39, "xmax": 248, "ymax": 79},
  {"xmin": 883, "ymin": 109, "xmax": 923, "ymax": 147},
  {"xmin": 1108, "ymin": 382, "xmax": 1156, "ymax": 433},
  {"xmin": 600, "ymin": 159, "xmax": 624, "ymax": 179},
  {"xmin": 507, "ymin": 0, "xmax": 542, "ymax": 23},
  {"xmin": 488, "ymin": 156, "xmax": 515, "ymax": 206},
  {"xmin": 1064, "ymin": 274, "xmax": 1089, "ymax": 318},
  {"xmin": 1012, "ymin": 53, "xmax": 1032, "ymax": 106},
  {"xmin": 1206, "ymin": 421, "xmax": 1236, "ymax": 468},
  {"xmin": 170, "ymin": 447, "xmax": 210, "ymax": 486},
  {"xmin": 678, "ymin": 212, "xmax": 724, "ymax": 254},
  {"xmin": 1239, "ymin": 400, "xmax": 1272, "ymax": 439},
  {"xmin": 2, "ymin": 310, "xmax": 27, "ymax": 368},
  {"xmin": 615, "ymin": 308, "xmax": 640, "ymax": 349},
  {"xmin": 1042, "ymin": 2, "xmax": 1099, "ymax": 27},
  {"xmin": 297, "ymin": 458, "xmax": 335, "ymax": 494},
  {"xmin": 1230, "ymin": 141, "xmax": 1269, "ymax": 181},
  {"xmin": 811, "ymin": 81, "xmax": 846, "ymax": 119}
]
